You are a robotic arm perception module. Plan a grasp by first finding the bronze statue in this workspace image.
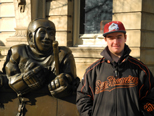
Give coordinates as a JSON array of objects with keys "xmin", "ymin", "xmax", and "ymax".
[{"xmin": 0, "ymin": 18, "xmax": 79, "ymax": 116}]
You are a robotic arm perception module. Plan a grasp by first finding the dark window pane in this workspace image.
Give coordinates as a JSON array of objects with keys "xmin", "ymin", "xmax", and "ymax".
[{"xmin": 80, "ymin": 0, "xmax": 113, "ymax": 34}]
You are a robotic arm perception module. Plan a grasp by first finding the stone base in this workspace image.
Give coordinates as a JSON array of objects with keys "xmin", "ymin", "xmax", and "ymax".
[{"xmin": 6, "ymin": 36, "xmax": 28, "ymax": 47}]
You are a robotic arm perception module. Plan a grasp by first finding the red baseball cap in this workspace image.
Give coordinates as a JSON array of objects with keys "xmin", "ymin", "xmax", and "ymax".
[{"xmin": 103, "ymin": 21, "xmax": 126, "ymax": 37}]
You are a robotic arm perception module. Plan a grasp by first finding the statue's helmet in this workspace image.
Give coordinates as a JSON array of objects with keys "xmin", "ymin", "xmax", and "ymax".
[{"xmin": 27, "ymin": 18, "xmax": 56, "ymax": 50}]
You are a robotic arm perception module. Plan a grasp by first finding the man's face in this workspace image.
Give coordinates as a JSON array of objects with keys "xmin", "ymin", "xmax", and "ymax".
[
  {"xmin": 105, "ymin": 32, "xmax": 126, "ymax": 56},
  {"xmin": 35, "ymin": 26, "xmax": 55, "ymax": 53}
]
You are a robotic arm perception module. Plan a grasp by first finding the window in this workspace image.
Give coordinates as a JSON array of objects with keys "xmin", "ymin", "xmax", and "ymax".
[{"xmin": 73, "ymin": 0, "xmax": 113, "ymax": 47}]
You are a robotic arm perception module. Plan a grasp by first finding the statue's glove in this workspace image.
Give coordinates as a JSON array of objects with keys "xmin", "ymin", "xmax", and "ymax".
[
  {"xmin": 48, "ymin": 73, "xmax": 73, "ymax": 98},
  {"xmin": 23, "ymin": 62, "xmax": 48, "ymax": 90}
]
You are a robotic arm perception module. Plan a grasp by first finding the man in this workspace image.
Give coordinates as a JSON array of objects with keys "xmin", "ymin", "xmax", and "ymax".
[
  {"xmin": 76, "ymin": 21, "xmax": 154, "ymax": 116},
  {"xmin": 0, "ymin": 18, "xmax": 79, "ymax": 98}
]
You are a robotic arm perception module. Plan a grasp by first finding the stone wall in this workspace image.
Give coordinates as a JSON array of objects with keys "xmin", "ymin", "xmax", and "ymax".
[
  {"xmin": 48, "ymin": 0, "xmax": 73, "ymax": 46},
  {"xmin": 113, "ymin": 0, "xmax": 154, "ymax": 74},
  {"xmin": 140, "ymin": 0, "xmax": 154, "ymax": 73},
  {"xmin": 0, "ymin": 0, "xmax": 15, "ymax": 45}
]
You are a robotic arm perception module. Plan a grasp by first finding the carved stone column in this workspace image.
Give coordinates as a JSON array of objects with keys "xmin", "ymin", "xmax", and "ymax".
[{"xmin": 6, "ymin": 0, "xmax": 46, "ymax": 47}]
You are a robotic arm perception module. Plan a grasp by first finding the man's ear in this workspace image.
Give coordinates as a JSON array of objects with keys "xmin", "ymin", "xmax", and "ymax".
[
  {"xmin": 104, "ymin": 37, "xmax": 107, "ymax": 42},
  {"xmin": 124, "ymin": 34, "xmax": 127, "ymax": 42}
]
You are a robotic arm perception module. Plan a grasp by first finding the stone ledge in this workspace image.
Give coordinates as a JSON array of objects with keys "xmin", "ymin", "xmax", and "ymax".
[
  {"xmin": 0, "ymin": 46, "xmax": 141, "ymax": 58},
  {"xmin": 70, "ymin": 47, "xmax": 140, "ymax": 59},
  {"xmin": 70, "ymin": 47, "xmax": 103, "ymax": 58}
]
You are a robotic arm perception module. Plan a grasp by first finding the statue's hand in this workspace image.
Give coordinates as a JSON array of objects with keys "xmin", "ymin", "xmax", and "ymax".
[
  {"xmin": 48, "ymin": 73, "xmax": 73, "ymax": 97},
  {"xmin": 23, "ymin": 65, "xmax": 48, "ymax": 90}
]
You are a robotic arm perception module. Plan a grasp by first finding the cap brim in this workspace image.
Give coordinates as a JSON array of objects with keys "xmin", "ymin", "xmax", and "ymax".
[{"xmin": 103, "ymin": 30, "xmax": 126, "ymax": 37}]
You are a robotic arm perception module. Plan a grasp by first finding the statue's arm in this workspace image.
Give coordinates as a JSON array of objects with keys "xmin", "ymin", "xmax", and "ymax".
[
  {"xmin": 4, "ymin": 47, "xmax": 48, "ymax": 95},
  {"xmin": 4, "ymin": 49, "xmax": 30, "ymax": 95}
]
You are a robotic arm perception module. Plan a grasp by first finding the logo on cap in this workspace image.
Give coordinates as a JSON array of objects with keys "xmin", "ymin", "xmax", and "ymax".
[{"xmin": 109, "ymin": 23, "xmax": 119, "ymax": 32}]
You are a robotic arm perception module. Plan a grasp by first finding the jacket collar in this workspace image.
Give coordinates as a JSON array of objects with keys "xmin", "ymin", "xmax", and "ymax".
[{"xmin": 100, "ymin": 44, "xmax": 131, "ymax": 64}]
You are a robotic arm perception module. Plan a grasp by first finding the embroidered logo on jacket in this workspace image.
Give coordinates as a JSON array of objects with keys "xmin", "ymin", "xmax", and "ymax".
[
  {"xmin": 95, "ymin": 75, "xmax": 138, "ymax": 94},
  {"xmin": 144, "ymin": 103, "xmax": 154, "ymax": 112}
]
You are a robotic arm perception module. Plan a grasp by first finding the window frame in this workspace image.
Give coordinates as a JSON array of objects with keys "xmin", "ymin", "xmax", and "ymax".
[{"xmin": 73, "ymin": 0, "xmax": 113, "ymax": 47}]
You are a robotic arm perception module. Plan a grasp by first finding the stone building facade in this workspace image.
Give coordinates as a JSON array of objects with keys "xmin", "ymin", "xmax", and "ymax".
[{"xmin": 0, "ymin": 0, "xmax": 154, "ymax": 79}]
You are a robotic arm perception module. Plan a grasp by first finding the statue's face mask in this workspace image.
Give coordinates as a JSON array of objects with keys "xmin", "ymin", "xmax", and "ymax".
[{"xmin": 35, "ymin": 27, "xmax": 55, "ymax": 53}]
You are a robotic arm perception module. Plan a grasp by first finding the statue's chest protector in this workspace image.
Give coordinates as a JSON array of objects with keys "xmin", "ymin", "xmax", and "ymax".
[{"xmin": 18, "ymin": 48, "xmax": 54, "ymax": 73}]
